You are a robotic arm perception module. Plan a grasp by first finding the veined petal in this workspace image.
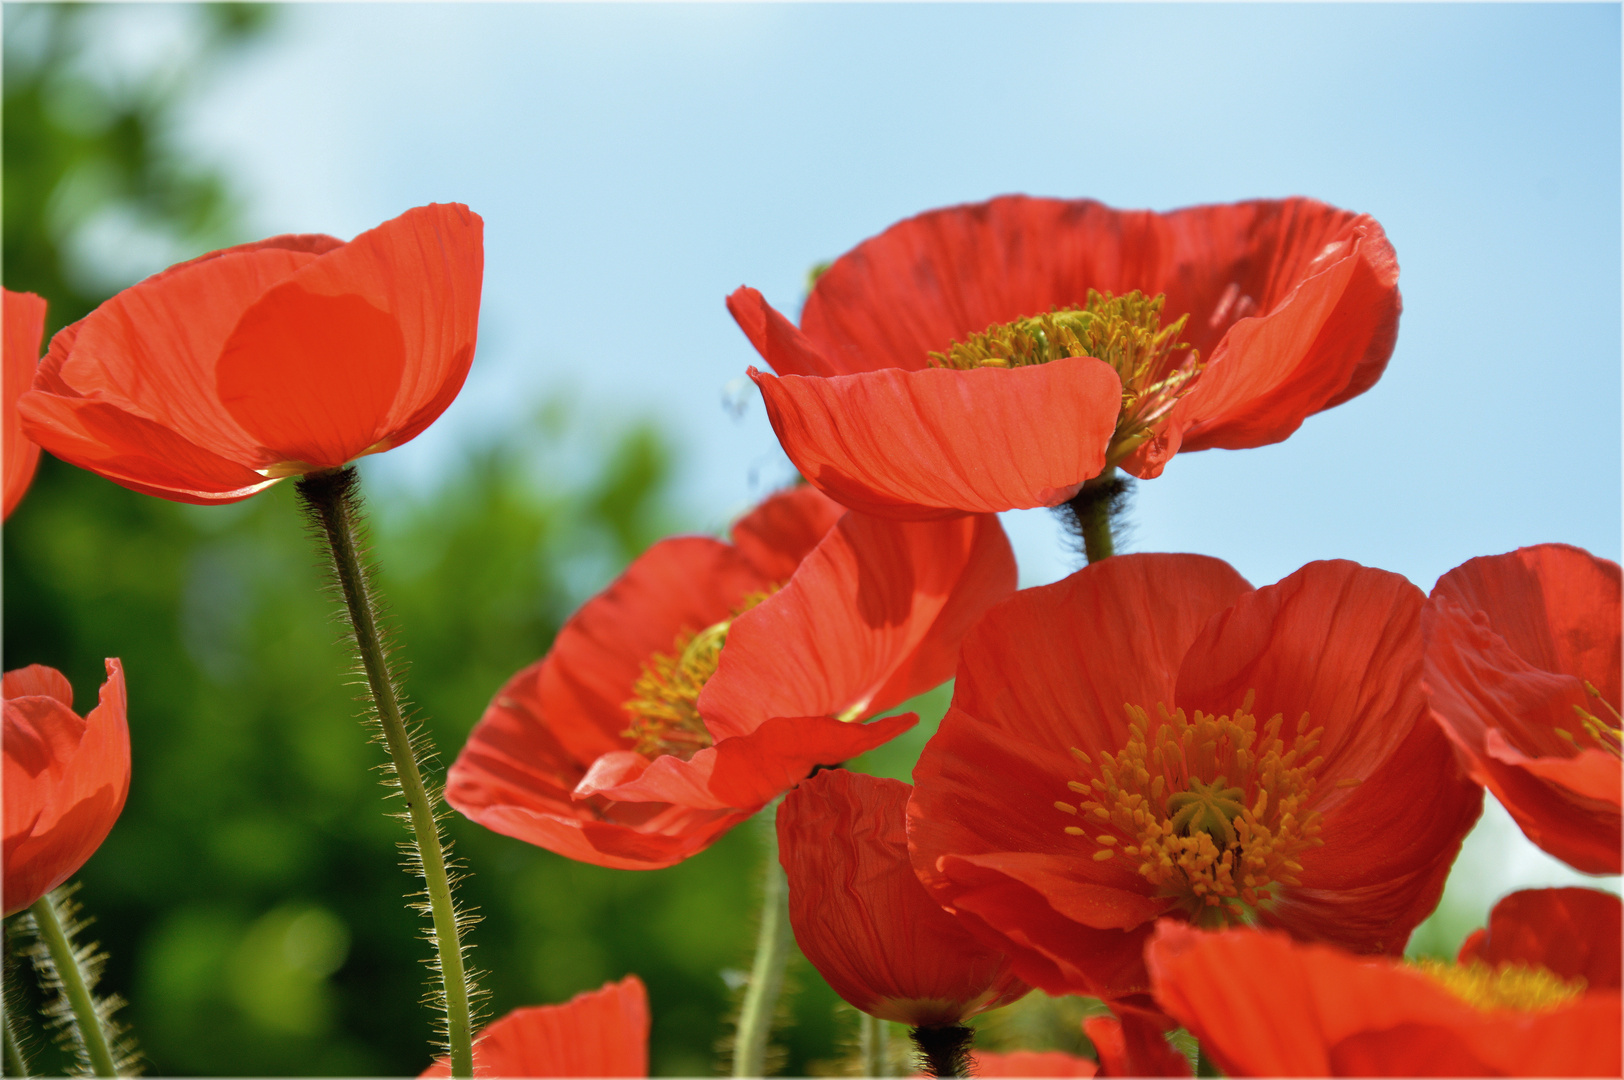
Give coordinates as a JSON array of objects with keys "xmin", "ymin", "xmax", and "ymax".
[
  {"xmin": 751, "ymin": 359, "xmax": 1120, "ymax": 519},
  {"xmin": 700, "ymin": 511, "xmax": 1014, "ymax": 740},
  {"xmin": 726, "ymin": 483, "xmax": 847, "ymax": 582},
  {"xmin": 1457, "ymin": 888, "xmax": 1621, "ymax": 990}
]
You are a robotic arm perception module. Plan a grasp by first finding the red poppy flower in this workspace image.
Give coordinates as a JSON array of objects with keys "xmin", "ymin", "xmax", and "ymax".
[
  {"xmin": 4, "ymin": 288, "xmax": 47, "ymax": 518},
  {"xmin": 907, "ymin": 554, "xmax": 1482, "ymax": 1001},
  {"xmin": 1422, "ymin": 544, "xmax": 1621, "ymax": 874},
  {"xmin": 778, "ymin": 769, "xmax": 1030, "ymax": 1027},
  {"xmin": 420, "ymin": 974, "xmax": 649, "ymax": 1078},
  {"xmin": 1455, "ymin": 887, "xmax": 1620, "ymax": 991},
  {"xmin": 446, "ymin": 486, "xmax": 1015, "ymax": 869},
  {"xmin": 3, "ymin": 660, "xmax": 130, "ymax": 916},
  {"xmin": 1144, "ymin": 890, "xmax": 1623, "ymax": 1077},
  {"xmin": 17, "ymin": 203, "xmax": 482, "ymax": 505},
  {"xmin": 730, "ymin": 196, "xmax": 1399, "ymax": 519}
]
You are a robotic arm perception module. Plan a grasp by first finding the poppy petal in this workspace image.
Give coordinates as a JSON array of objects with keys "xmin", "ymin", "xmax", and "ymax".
[
  {"xmin": 1083, "ymin": 1009, "xmax": 1191, "ymax": 1078},
  {"xmin": 4, "ymin": 289, "xmax": 46, "ymax": 518},
  {"xmin": 968, "ymin": 1049, "xmax": 1097, "ymax": 1078},
  {"xmin": 778, "ymin": 770, "xmax": 1029, "ymax": 1027},
  {"xmin": 1458, "ymin": 887, "xmax": 1621, "ymax": 990},
  {"xmin": 726, "ymin": 287, "xmax": 844, "ymax": 378},
  {"xmin": 700, "ymin": 512, "xmax": 1015, "ymax": 740},
  {"xmin": 750, "ymin": 358, "xmax": 1121, "ymax": 519},
  {"xmin": 421, "ymin": 974, "xmax": 649, "ymax": 1077},
  {"xmin": 274, "ymin": 202, "xmax": 483, "ymax": 454},
  {"xmin": 26, "ymin": 240, "xmax": 332, "ymax": 465},
  {"xmin": 726, "ymin": 483, "xmax": 847, "ymax": 583}
]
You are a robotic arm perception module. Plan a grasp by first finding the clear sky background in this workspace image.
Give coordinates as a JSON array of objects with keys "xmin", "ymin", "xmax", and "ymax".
[{"xmin": 68, "ymin": 2, "xmax": 1623, "ymax": 929}]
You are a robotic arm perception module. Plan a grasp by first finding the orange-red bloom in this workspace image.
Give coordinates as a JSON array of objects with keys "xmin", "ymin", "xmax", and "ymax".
[
  {"xmin": 913, "ymin": 1050, "xmax": 1099, "ymax": 1077},
  {"xmin": 3, "ymin": 660, "xmax": 130, "ymax": 916},
  {"xmin": 4, "ymin": 288, "xmax": 47, "ymax": 518},
  {"xmin": 421, "ymin": 975, "xmax": 649, "ymax": 1077},
  {"xmin": 1422, "ymin": 544, "xmax": 1621, "ymax": 873},
  {"xmin": 907, "ymin": 555, "xmax": 1482, "ymax": 1001},
  {"xmin": 18, "ymin": 203, "xmax": 482, "ymax": 505},
  {"xmin": 731, "ymin": 196, "xmax": 1399, "ymax": 519},
  {"xmin": 1145, "ymin": 888, "xmax": 1623, "ymax": 1077},
  {"xmin": 1082, "ymin": 1010, "xmax": 1191, "ymax": 1078},
  {"xmin": 778, "ymin": 769, "xmax": 1029, "ymax": 1027},
  {"xmin": 447, "ymin": 486, "xmax": 1015, "ymax": 869}
]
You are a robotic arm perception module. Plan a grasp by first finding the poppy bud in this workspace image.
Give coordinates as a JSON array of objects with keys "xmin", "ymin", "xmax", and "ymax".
[{"xmin": 777, "ymin": 769, "xmax": 1029, "ymax": 1027}]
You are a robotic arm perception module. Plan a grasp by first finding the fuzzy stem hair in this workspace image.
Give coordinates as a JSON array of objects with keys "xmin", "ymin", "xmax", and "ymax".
[
  {"xmin": 910, "ymin": 1024, "xmax": 974, "ymax": 1078},
  {"xmin": 295, "ymin": 466, "xmax": 482, "ymax": 1079},
  {"xmin": 1060, "ymin": 468, "xmax": 1134, "ymax": 564},
  {"xmin": 23, "ymin": 888, "xmax": 136, "ymax": 1077},
  {"xmin": 730, "ymin": 805, "xmax": 795, "ymax": 1077}
]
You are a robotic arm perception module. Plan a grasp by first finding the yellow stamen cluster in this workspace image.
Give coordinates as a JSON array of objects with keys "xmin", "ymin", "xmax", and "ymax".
[
  {"xmin": 1556, "ymin": 681, "xmax": 1622, "ymax": 760},
  {"xmin": 927, "ymin": 290, "xmax": 1204, "ymax": 463},
  {"xmin": 622, "ymin": 590, "xmax": 774, "ymax": 759},
  {"xmin": 1412, "ymin": 957, "xmax": 1587, "ymax": 1013},
  {"xmin": 1055, "ymin": 692, "xmax": 1325, "ymax": 923}
]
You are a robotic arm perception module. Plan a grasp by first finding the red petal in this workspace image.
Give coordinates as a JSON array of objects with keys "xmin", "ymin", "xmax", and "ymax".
[
  {"xmin": 1432, "ymin": 544, "xmax": 1621, "ymax": 704},
  {"xmin": 750, "ymin": 359, "xmax": 1120, "ymax": 519},
  {"xmin": 1458, "ymin": 887, "xmax": 1621, "ymax": 990},
  {"xmin": 1175, "ymin": 560, "xmax": 1426, "ymax": 806},
  {"xmin": 1424, "ymin": 595, "xmax": 1621, "ymax": 873},
  {"xmin": 216, "ymin": 289, "xmax": 406, "ymax": 468},
  {"xmin": 967, "ymin": 1049, "xmax": 1097, "ymax": 1078},
  {"xmin": 700, "ymin": 512, "xmax": 1015, "ymax": 740},
  {"xmin": 421, "ymin": 975, "xmax": 649, "ymax": 1077},
  {"xmin": 271, "ymin": 203, "xmax": 483, "ymax": 457},
  {"xmin": 726, "ymin": 287, "xmax": 844, "ymax": 377},
  {"xmin": 4, "ymin": 289, "xmax": 46, "ymax": 518},
  {"xmin": 3, "ymin": 660, "xmax": 129, "ymax": 916},
  {"xmin": 778, "ymin": 770, "xmax": 1029, "ymax": 1027},
  {"xmin": 1083, "ymin": 1007, "xmax": 1191, "ymax": 1078},
  {"xmin": 26, "ymin": 239, "xmax": 332, "ymax": 469},
  {"xmin": 726, "ymin": 484, "xmax": 846, "ymax": 582},
  {"xmin": 3, "ymin": 664, "xmax": 74, "ymax": 708}
]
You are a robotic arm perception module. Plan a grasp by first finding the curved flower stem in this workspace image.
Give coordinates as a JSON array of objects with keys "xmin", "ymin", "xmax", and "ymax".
[
  {"xmin": 4, "ymin": 1006, "xmax": 32, "ymax": 1078},
  {"xmin": 296, "ymin": 467, "xmax": 476, "ymax": 1079},
  {"xmin": 27, "ymin": 895, "xmax": 115, "ymax": 1078},
  {"xmin": 859, "ymin": 1013, "xmax": 891, "ymax": 1078},
  {"xmin": 732, "ymin": 806, "xmax": 793, "ymax": 1077}
]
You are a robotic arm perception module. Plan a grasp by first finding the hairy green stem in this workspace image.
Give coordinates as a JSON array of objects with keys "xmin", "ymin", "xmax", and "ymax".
[
  {"xmin": 1065, "ymin": 469, "xmax": 1131, "ymax": 564},
  {"xmin": 733, "ymin": 810, "xmax": 793, "ymax": 1077},
  {"xmin": 296, "ymin": 467, "xmax": 475, "ymax": 1079},
  {"xmin": 859, "ymin": 1013, "xmax": 890, "ymax": 1078},
  {"xmin": 4, "ymin": 1007, "xmax": 31, "ymax": 1079},
  {"xmin": 28, "ymin": 896, "xmax": 114, "ymax": 1078},
  {"xmin": 910, "ymin": 1024, "xmax": 973, "ymax": 1078}
]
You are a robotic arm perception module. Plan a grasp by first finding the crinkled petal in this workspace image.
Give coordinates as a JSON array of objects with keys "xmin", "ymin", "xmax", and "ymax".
[
  {"xmin": 726, "ymin": 483, "xmax": 846, "ymax": 583},
  {"xmin": 751, "ymin": 359, "xmax": 1120, "ymax": 519},
  {"xmin": 1457, "ymin": 887, "xmax": 1621, "ymax": 990},
  {"xmin": 700, "ymin": 512, "xmax": 1014, "ymax": 740}
]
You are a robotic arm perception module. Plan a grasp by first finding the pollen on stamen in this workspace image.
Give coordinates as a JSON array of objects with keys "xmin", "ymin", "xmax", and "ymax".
[{"xmin": 1059, "ymin": 694, "xmax": 1327, "ymax": 924}]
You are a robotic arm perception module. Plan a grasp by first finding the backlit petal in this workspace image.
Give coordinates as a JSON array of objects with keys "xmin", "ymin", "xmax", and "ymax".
[{"xmin": 4, "ymin": 289, "xmax": 46, "ymax": 518}]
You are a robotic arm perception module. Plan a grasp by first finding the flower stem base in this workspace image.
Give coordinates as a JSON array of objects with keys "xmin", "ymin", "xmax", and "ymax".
[{"xmin": 910, "ymin": 1024, "xmax": 973, "ymax": 1078}]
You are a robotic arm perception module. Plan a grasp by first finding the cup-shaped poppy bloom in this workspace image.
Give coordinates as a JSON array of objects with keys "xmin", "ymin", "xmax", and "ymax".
[
  {"xmin": 4, "ymin": 660, "xmax": 130, "ymax": 916},
  {"xmin": 447, "ymin": 485, "xmax": 1016, "ymax": 870},
  {"xmin": 421, "ymin": 974, "xmax": 649, "ymax": 1077},
  {"xmin": 907, "ymin": 554, "xmax": 1482, "ymax": 1001},
  {"xmin": 17, "ymin": 203, "xmax": 482, "ymax": 505},
  {"xmin": 4, "ymin": 288, "xmax": 47, "ymax": 518},
  {"xmin": 1422, "ymin": 544, "xmax": 1621, "ymax": 874},
  {"xmin": 730, "ymin": 196, "xmax": 1400, "ymax": 519},
  {"xmin": 778, "ymin": 769, "xmax": 1030, "ymax": 1027},
  {"xmin": 1145, "ymin": 889, "xmax": 1623, "ymax": 1077}
]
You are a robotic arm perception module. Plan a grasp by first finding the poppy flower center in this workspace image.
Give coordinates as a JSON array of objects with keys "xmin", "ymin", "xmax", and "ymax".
[
  {"xmin": 927, "ymin": 290, "xmax": 1203, "ymax": 464},
  {"xmin": 1559, "ymin": 681, "xmax": 1622, "ymax": 760},
  {"xmin": 1411, "ymin": 957, "xmax": 1586, "ymax": 1013},
  {"xmin": 621, "ymin": 591, "xmax": 774, "ymax": 760},
  {"xmin": 1054, "ymin": 691, "xmax": 1328, "ymax": 925}
]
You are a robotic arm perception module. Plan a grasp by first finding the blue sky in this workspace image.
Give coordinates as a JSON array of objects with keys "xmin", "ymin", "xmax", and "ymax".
[{"xmin": 74, "ymin": 2, "xmax": 1624, "ymax": 916}]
